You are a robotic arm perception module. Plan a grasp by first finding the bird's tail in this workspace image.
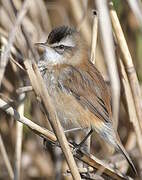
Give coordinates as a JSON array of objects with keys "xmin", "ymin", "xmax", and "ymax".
[{"xmin": 116, "ymin": 140, "xmax": 137, "ymax": 175}]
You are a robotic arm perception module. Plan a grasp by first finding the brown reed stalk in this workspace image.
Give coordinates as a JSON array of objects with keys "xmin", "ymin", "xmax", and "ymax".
[
  {"xmin": 90, "ymin": 10, "xmax": 98, "ymax": 64},
  {"xmin": 8, "ymin": 48, "xmax": 24, "ymax": 180},
  {"xmin": 14, "ymin": 93, "xmax": 24, "ymax": 180},
  {"xmin": 109, "ymin": 2, "xmax": 142, "ymax": 133},
  {"xmin": 96, "ymin": 0, "xmax": 120, "ymax": 130}
]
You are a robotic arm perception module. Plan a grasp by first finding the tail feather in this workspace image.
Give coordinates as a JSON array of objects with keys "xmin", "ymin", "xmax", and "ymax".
[
  {"xmin": 117, "ymin": 141, "xmax": 137, "ymax": 175},
  {"xmin": 93, "ymin": 123, "xmax": 137, "ymax": 174}
]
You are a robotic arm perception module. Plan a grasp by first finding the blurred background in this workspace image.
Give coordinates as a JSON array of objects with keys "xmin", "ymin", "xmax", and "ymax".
[{"xmin": 0, "ymin": 0, "xmax": 142, "ymax": 179}]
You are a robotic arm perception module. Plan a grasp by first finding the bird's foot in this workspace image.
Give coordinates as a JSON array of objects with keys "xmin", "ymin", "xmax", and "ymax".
[
  {"xmin": 70, "ymin": 141, "xmax": 83, "ymax": 155},
  {"xmin": 43, "ymin": 138, "xmax": 60, "ymax": 150}
]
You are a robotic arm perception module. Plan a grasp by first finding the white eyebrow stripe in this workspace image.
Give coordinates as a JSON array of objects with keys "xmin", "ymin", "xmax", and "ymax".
[{"xmin": 52, "ymin": 36, "xmax": 75, "ymax": 47}]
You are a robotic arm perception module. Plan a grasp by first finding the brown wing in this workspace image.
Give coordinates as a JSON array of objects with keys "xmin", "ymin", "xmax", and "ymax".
[{"xmin": 58, "ymin": 62, "xmax": 112, "ymax": 123}]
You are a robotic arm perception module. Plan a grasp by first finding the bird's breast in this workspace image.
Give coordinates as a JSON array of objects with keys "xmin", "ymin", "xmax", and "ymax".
[{"xmin": 42, "ymin": 70, "xmax": 91, "ymax": 130}]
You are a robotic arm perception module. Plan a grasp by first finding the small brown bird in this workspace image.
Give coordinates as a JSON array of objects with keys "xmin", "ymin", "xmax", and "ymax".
[{"xmin": 36, "ymin": 26, "xmax": 136, "ymax": 174}]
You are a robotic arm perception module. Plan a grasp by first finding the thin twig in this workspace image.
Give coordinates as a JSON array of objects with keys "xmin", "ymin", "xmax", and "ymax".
[
  {"xmin": 0, "ymin": 133, "xmax": 14, "ymax": 179},
  {"xmin": 14, "ymin": 93, "xmax": 24, "ymax": 180},
  {"xmin": 96, "ymin": 0, "xmax": 120, "ymax": 130},
  {"xmin": 16, "ymin": 86, "xmax": 33, "ymax": 94},
  {"xmin": 10, "ymin": 56, "xmax": 25, "ymax": 72},
  {"xmin": 109, "ymin": 2, "xmax": 142, "ymax": 132}
]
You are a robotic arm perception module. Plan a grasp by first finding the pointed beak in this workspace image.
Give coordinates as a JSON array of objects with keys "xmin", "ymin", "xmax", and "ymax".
[{"xmin": 34, "ymin": 42, "xmax": 47, "ymax": 48}]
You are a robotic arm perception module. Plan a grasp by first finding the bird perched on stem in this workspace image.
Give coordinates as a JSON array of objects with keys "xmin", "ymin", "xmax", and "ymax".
[{"xmin": 36, "ymin": 26, "xmax": 136, "ymax": 174}]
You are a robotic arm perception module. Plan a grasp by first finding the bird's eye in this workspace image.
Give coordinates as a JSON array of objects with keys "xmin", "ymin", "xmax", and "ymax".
[
  {"xmin": 59, "ymin": 45, "xmax": 64, "ymax": 49},
  {"xmin": 54, "ymin": 45, "xmax": 66, "ymax": 54}
]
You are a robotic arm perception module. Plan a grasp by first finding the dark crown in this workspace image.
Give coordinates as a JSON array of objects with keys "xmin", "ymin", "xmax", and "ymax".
[{"xmin": 47, "ymin": 26, "xmax": 76, "ymax": 44}]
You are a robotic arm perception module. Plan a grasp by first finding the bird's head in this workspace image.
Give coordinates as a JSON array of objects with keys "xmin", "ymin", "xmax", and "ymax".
[{"xmin": 36, "ymin": 26, "xmax": 88, "ymax": 68}]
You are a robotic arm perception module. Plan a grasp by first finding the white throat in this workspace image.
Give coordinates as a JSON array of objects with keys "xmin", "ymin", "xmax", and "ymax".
[{"xmin": 44, "ymin": 47, "xmax": 64, "ymax": 65}]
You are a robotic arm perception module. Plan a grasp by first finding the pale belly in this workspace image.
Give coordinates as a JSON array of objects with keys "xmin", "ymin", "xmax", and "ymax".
[{"xmin": 50, "ymin": 89, "xmax": 91, "ymax": 130}]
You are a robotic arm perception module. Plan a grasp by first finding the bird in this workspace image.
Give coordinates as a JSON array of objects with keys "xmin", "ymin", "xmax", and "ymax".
[{"xmin": 36, "ymin": 25, "xmax": 136, "ymax": 174}]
